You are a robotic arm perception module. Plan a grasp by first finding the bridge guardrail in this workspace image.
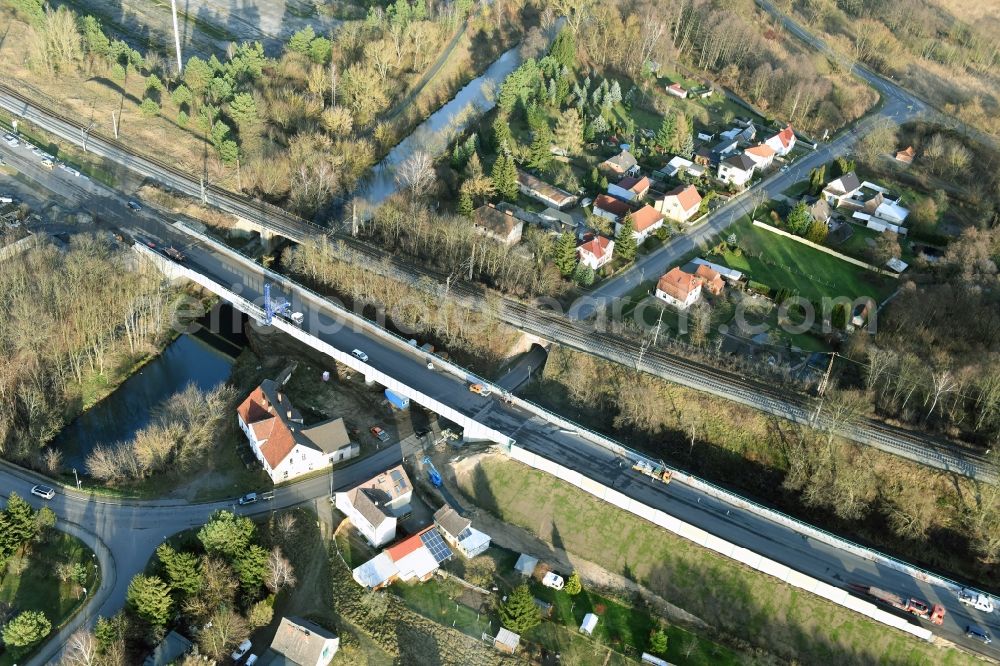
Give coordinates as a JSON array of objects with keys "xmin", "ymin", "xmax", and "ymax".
[{"xmin": 169, "ymin": 224, "xmax": 978, "ymax": 604}]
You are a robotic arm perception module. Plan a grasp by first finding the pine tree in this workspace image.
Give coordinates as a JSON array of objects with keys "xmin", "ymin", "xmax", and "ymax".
[
  {"xmin": 458, "ymin": 188, "xmax": 474, "ymax": 217},
  {"xmin": 786, "ymin": 201, "xmax": 812, "ymax": 235},
  {"xmin": 528, "ymin": 130, "xmax": 552, "ymax": 171},
  {"xmin": 649, "ymin": 628, "xmax": 668, "ymax": 656},
  {"xmin": 3, "ymin": 492, "xmax": 37, "ymax": 547},
  {"xmin": 549, "ymin": 27, "xmax": 576, "ymax": 70},
  {"xmin": 809, "ymin": 165, "xmax": 827, "ymax": 195},
  {"xmin": 491, "ymin": 152, "xmax": 519, "ymax": 201},
  {"xmin": 617, "ymin": 213, "xmax": 637, "ymax": 262},
  {"xmin": 126, "ymin": 574, "xmax": 173, "ymax": 627},
  {"xmin": 492, "ymin": 114, "xmax": 513, "ymax": 152},
  {"xmin": 500, "ymin": 584, "xmax": 541, "ymax": 634},
  {"xmin": 671, "ymin": 111, "xmax": 692, "ymax": 154},
  {"xmin": 156, "ymin": 543, "xmax": 202, "ymax": 596},
  {"xmin": 655, "ymin": 113, "xmax": 676, "ymax": 152},
  {"xmin": 553, "ymin": 109, "xmax": 584, "ymax": 156},
  {"xmin": 609, "ymin": 80, "xmax": 622, "ymax": 104},
  {"xmin": 565, "ymin": 571, "xmax": 582, "ymax": 595},
  {"xmin": 1, "ymin": 611, "xmax": 51, "ymax": 658},
  {"xmin": 554, "ymin": 231, "xmax": 579, "ymax": 276},
  {"xmin": 573, "ymin": 264, "xmax": 595, "ymax": 286}
]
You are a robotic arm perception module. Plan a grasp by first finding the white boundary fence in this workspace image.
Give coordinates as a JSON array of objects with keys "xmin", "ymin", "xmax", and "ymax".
[{"xmin": 507, "ymin": 444, "xmax": 934, "ymax": 642}]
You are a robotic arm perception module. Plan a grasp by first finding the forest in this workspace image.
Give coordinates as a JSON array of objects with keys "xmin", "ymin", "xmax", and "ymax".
[{"xmin": 0, "ymin": 236, "xmax": 178, "ymax": 465}]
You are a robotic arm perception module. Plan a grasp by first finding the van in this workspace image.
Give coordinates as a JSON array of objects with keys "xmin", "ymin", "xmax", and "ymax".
[
  {"xmin": 966, "ymin": 625, "xmax": 992, "ymax": 644},
  {"xmin": 31, "ymin": 485, "xmax": 55, "ymax": 500}
]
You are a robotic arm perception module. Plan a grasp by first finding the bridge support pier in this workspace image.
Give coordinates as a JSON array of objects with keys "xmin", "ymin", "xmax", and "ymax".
[
  {"xmin": 462, "ymin": 421, "xmax": 503, "ymax": 444},
  {"xmin": 364, "ymin": 371, "xmax": 376, "ymax": 386}
]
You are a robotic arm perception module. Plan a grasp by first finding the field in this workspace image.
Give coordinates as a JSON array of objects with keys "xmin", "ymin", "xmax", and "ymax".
[
  {"xmin": 455, "ymin": 455, "xmax": 975, "ymax": 666},
  {"xmin": 0, "ymin": 532, "xmax": 99, "ymax": 666},
  {"xmin": 712, "ymin": 218, "xmax": 896, "ymax": 303}
]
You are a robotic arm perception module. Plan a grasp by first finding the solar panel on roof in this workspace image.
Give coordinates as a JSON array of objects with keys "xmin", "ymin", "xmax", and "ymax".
[
  {"xmin": 390, "ymin": 469, "xmax": 408, "ymax": 493},
  {"xmin": 420, "ymin": 529, "xmax": 453, "ymax": 564},
  {"xmin": 456, "ymin": 527, "xmax": 473, "ymax": 541}
]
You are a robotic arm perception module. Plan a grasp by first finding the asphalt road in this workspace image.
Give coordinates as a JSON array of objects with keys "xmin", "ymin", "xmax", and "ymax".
[{"xmin": 574, "ymin": 86, "xmax": 926, "ymax": 313}]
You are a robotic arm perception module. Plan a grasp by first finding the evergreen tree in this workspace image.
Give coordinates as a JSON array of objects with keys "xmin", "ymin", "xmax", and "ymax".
[
  {"xmin": 198, "ymin": 510, "xmax": 256, "ymax": 559},
  {"xmin": 649, "ymin": 628, "xmax": 668, "ymax": 656},
  {"xmin": 609, "ymin": 80, "xmax": 622, "ymax": 104},
  {"xmin": 553, "ymin": 109, "xmax": 584, "ymax": 155},
  {"xmin": 458, "ymin": 188, "xmax": 474, "ymax": 217},
  {"xmin": 573, "ymin": 264, "xmax": 595, "ymax": 286},
  {"xmin": 805, "ymin": 220, "xmax": 829, "ymax": 244},
  {"xmin": 234, "ymin": 544, "xmax": 269, "ymax": 591},
  {"xmin": 549, "ymin": 27, "xmax": 576, "ymax": 70},
  {"xmin": 492, "ymin": 114, "xmax": 513, "ymax": 151},
  {"xmin": 3, "ymin": 492, "xmax": 37, "ymax": 546},
  {"xmin": 491, "ymin": 152, "xmax": 519, "ymax": 201},
  {"xmin": 553, "ymin": 231, "xmax": 579, "ymax": 276},
  {"xmin": 126, "ymin": 574, "xmax": 173, "ymax": 627},
  {"xmin": 589, "ymin": 114, "xmax": 609, "ymax": 137},
  {"xmin": 1, "ymin": 611, "xmax": 51, "ymax": 658},
  {"xmin": 156, "ymin": 543, "xmax": 202, "ymax": 596},
  {"xmin": 228, "ymin": 92, "xmax": 258, "ymax": 129},
  {"xmin": 655, "ymin": 113, "xmax": 676, "ymax": 152},
  {"xmin": 287, "ymin": 26, "xmax": 316, "ymax": 54},
  {"xmin": 528, "ymin": 130, "xmax": 553, "ymax": 171},
  {"xmin": 617, "ymin": 213, "xmax": 637, "ymax": 262},
  {"xmin": 832, "ymin": 156, "xmax": 855, "ymax": 178},
  {"xmin": 671, "ymin": 112, "xmax": 692, "ymax": 154},
  {"xmin": 785, "ymin": 201, "xmax": 812, "ymax": 235},
  {"xmin": 809, "ymin": 165, "xmax": 827, "ymax": 195},
  {"xmin": 565, "ymin": 571, "xmax": 582, "ymax": 595},
  {"xmin": 499, "ymin": 584, "xmax": 542, "ymax": 634}
]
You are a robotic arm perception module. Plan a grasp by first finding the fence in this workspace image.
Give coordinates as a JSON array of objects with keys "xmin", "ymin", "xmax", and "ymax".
[
  {"xmin": 751, "ymin": 219, "xmax": 892, "ymax": 275},
  {"xmin": 506, "ymin": 444, "xmax": 934, "ymax": 643}
]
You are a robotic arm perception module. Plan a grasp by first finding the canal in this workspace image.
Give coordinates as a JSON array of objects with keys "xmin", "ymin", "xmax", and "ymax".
[{"xmin": 53, "ymin": 309, "xmax": 245, "ymax": 471}]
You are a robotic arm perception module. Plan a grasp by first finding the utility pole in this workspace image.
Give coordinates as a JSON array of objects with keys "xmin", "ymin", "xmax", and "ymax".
[
  {"xmin": 110, "ymin": 111, "xmax": 119, "ymax": 139},
  {"xmin": 82, "ymin": 120, "xmax": 96, "ymax": 153},
  {"xmin": 812, "ymin": 352, "xmax": 837, "ymax": 427},
  {"xmin": 170, "ymin": 0, "xmax": 184, "ymax": 74},
  {"xmin": 351, "ymin": 201, "xmax": 357, "ymax": 236},
  {"xmin": 236, "ymin": 157, "xmax": 242, "ymax": 192},
  {"xmin": 652, "ymin": 307, "xmax": 665, "ymax": 347},
  {"xmin": 468, "ymin": 244, "xmax": 475, "ymax": 281},
  {"xmin": 200, "ymin": 175, "xmax": 207, "ymax": 204}
]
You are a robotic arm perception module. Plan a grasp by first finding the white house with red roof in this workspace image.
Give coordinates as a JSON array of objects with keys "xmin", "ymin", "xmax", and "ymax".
[
  {"xmin": 352, "ymin": 527, "xmax": 454, "ymax": 589},
  {"xmin": 577, "ymin": 235, "xmax": 615, "ymax": 270},
  {"xmin": 666, "ymin": 82, "xmax": 688, "ymax": 99},
  {"xmin": 744, "ymin": 143, "xmax": 776, "ymax": 169},
  {"xmin": 615, "ymin": 205, "xmax": 664, "ymax": 245},
  {"xmin": 764, "ymin": 124, "xmax": 796, "ymax": 156},
  {"xmin": 237, "ymin": 380, "xmax": 355, "ymax": 483},
  {"xmin": 334, "ymin": 465, "xmax": 413, "ymax": 547},
  {"xmin": 593, "ymin": 193, "xmax": 632, "ymax": 223},
  {"xmin": 655, "ymin": 268, "xmax": 702, "ymax": 309},
  {"xmin": 655, "ymin": 184, "xmax": 702, "ymax": 224},
  {"xmin": 607, "ymin": 175, "xmax": 651, "ymax": 202}
]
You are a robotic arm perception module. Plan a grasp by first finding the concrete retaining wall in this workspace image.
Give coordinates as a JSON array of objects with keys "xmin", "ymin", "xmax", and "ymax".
[{"xmin": 508, "ymin": 444, "xmax": 934, "ymax": 643}]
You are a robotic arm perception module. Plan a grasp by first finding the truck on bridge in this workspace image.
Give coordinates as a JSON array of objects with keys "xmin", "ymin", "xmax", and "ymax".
[
  {"xmin": 852, "ymin": 584, "xmax": 946, "ymax": 624},
  {"xmin": 632, "ymin": 459, "xmax": 672, "ymax": 484}
]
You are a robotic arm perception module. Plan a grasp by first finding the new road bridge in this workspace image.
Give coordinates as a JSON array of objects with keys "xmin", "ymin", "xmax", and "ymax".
[
  {"xmin": 3, "ymin": 218, "xmax": 998, "ymax": 662},
  {"xmin": 2, "ymin": 70, "xmax": 989, "ymax": 483},
  {"xmin": 138, "ymin": 222, "xmax": 1000, "ymax": 655}
]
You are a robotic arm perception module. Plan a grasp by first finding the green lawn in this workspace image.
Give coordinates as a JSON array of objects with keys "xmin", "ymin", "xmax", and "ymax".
[
  {"xmin": 715, "ymin": 218, "xmax": 895, "ymax": 303},
  {"xmin": 0, "ymin": 532, "xmax": 99, "ymax": 666},
  {"xmin": 459, "ymin": 456, "xmax": 976, "ymax": 666},
  {"xmin": 781, "ymin": 180, "xmax": 811, "ymax": 198},
  {"xmin": 390, "ymin": 579, "xmax": 493, "ymax": 640}
]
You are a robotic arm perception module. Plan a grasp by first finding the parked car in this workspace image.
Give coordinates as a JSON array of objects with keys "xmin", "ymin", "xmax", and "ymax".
[
  {"xmin": 41, "ymin": 158, "xmax": 54, "ymax": 170},
  {"xmin": 231, "ymin": 639, "xmax": 252, "ymax": 660},
  {"xmin": 351, "ymin": 348, "xmax": 369, "ymax": 362},
  {"xmin": 959, "ymin": 589, "xmax": 995, "ymax": 613},
  {"xmin": 542, "ymin": 572, "xmax": 565, "ymax": 590},
  {"xmin": 580, "ymin": 197, "xmax": 593, "ymax": 208},
  {"xmin": 370, "ymin": 425, "xmax": 390, "ymax": 442},
  {"xmin": 126, "ymin": 200, "xmax": 142, "ymax": 211},
  {"xmin": 237, "ymin": 492, "xmax": 258, "ymax": 505},
  {"xmin": 3, "ymin": 133, "xmax": 18, "ymax": 147},
  {"xmin": 31, "ymin": 485, "xmax": 55, "ymax": 500},
  {"xmin": 245, "ymin": 655, "xmax": 258, "ymax": 666},
  {"xmin": 966, "ymin": 625, "xmax": 992, "ymax": 644}
]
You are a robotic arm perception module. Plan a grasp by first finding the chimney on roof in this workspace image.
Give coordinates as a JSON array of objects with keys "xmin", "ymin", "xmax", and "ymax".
[
  {"xmin": 287, "ymin": 410, "xmax": 293, "ymax": 419},
  {"xmin": 505, "ymin": 209, "xmax": 513, "ymax": 216},
  {"xmin": 277, "ymin": 391, "xmax": 283, "ymax": 403}
]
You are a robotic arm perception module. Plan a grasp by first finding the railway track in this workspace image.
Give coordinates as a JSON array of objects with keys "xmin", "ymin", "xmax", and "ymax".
[{"xmin": 1, "ymin": 82, "xmax": 990, "ymax": 480}]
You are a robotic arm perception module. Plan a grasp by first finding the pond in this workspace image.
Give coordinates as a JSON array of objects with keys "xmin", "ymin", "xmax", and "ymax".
[{"xmin": 53, "ymin": 334, "xmax": 235, "ymax": 471}]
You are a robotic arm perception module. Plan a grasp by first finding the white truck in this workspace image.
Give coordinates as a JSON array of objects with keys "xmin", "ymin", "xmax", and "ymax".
[{"xmin": 959, "ymin": 589, "xmax": 994, "ymax": 613}]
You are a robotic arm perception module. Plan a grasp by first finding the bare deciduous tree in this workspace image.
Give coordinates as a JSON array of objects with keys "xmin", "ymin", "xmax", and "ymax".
[
  {"xmin": 265, "ymin": 546, "xmax": 297, "ymax": 593},
  {"xmin": 60, "ymin": 629, "xmax": 98, "ymax": 666},
  {"xmin": 395, "ymin": 151, "xmax": 436, "ymax": 200}
]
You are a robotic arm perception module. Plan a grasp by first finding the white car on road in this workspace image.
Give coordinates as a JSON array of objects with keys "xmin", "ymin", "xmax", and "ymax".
[
  {"xmin": 959, "ymin": 589, "xmax": 995, "ymax": 613},
  {"xmin": 351, "ymin": 349, "xmax": 369, "ymax": 362},
  {"xmin": 3, "ymin": 133, "xmax": 17, "ymax": 148}
]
